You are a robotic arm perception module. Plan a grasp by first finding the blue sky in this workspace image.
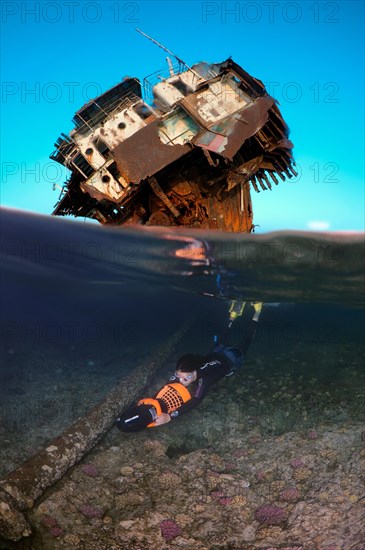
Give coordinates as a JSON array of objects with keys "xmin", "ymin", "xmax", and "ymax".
[{"xmin": 1, "ymin": 0, "xmax": 364, "ymax": 232}]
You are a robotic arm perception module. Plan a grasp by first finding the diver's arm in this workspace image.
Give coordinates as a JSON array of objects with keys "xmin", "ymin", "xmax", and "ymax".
[
  {"xmin": 153, "ymin": 397, "xmax": 201, "ymax": 425},
  {"xmin": 168, "ymin": 377, "xmax": 211, "ymax": 420},
  {"xmin": 169, "ymin": 396, "xmax": 202, "ymax": 418}
]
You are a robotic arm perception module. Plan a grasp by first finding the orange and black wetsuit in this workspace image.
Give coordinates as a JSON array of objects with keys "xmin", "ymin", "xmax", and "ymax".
[
  {"xmin": 168, "ymin": 318, "xmax": 258, "ymax": 420},
  {"xmin": 116, "ymin": 319, "xmax": 258, "ymax": 431},
  {"xmin": 168, "ymin": 352, "xmax": 233, "ymax": 419}
]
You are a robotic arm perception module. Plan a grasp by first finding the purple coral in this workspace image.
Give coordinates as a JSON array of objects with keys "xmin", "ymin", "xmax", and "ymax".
[
  {"xmin": 232, "ymin": 448, "xmax": 248, "ymax": 458},
  {"xmin": 41, "ymin": 515, "xmax": 58, "ymax": 528},
  {"xmin": 219, "ymin": 496, "xmax": 232, "ymax": 506},
  {"xmin": 290, "ymin": 458, "xmax": 305, "ymax": 469},
  {"xmin": 160, "ymin": 519, "xmax": 181, "ymax": 541},
  {"xmin": 279, "ymin": 487, "xmax": 301, "ymax": 502},
  {"xmin": 255, "ymin": 469, "xmax": 267, "ymax": 481},
  {"xmin": 79, "ymin": 504, "xmax": 103, "ymax": 519},
  {"xmin": 81, "ymin": 463, "xmax": 99, "ymax": 477},
  {"xmin": 307, "ymin": 430, "xmax": 318, "ymax": 440},
  {"xmin": 207, "ymin": 469, "xmax": 221, "ymax": 478},
  {"xmin": 255, "ymin": 504, "xmax": 287, "ymax": 525},
  {"xmin": 41, "ymin": 515, "xmax": 63, "ymax": 537},
  {"xmin": 210, "ymin": 490, "xmax": 224, "ymax": 500},
  {"xmin": 50, "ymin": 527, "xmax": 63, "ymax": 537}
]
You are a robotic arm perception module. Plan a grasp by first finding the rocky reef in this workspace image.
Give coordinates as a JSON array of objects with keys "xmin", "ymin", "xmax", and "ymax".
[{"xmin": 12, "ymin": 340, "xmax": 364, "ymax": 550}]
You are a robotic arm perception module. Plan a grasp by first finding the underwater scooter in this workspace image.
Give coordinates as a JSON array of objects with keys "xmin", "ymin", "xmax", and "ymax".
[{"xmin": 115, "ymin": 381, "xmax": 192, "ymax": 432}]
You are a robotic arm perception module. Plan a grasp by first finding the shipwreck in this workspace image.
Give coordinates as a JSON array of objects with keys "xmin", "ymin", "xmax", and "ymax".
[{"xmin": 51, "ymin": 33, "xmax": 295, "ymax": 232}]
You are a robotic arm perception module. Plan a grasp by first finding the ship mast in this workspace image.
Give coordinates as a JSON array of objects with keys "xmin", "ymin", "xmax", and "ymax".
[{"xmin": 136, "ymin": 29, "xmax": 201, "ymax": 78}]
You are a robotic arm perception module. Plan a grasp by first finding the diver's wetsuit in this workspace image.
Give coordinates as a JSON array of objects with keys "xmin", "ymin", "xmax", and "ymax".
[
  {"xmin": 169, "ymin": 319, "xmax": 258, "ymax": 419},
  {"xmin": 116, "ymin": 319, "xmax": 258, "ymax": 431}
]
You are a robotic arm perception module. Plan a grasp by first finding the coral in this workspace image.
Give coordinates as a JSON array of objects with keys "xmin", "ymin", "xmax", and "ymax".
[
  {"xmin": 159, "ymin": 470, "xmax": 182, "ymax": 489},
  {"xmin": 279, "ymin": 487, "xmax": 301, "ymax": 502},
  {"xmin": 159, "ymin": 519, "xmax": 181, "ymax": 541},
  {"xmin": 320, "ymin": 449, "xmax": 337, "ymax": 460},
  {"xmin": 257, "ymin": 526, "xmax": 284, "ymax": 539},
  {"xmin": 143, "ymin": 440, "xmax": 166, "ymax": 456},
  {"xmin": 175, "ymin": 513, "xmax": 191, "ymax": 527},
  {"xmin": 211, "ymin": 490, "xmax": 224, "ymax": 501},
  {"xmin": 81, "ymin": 464, "xmax": 99, "ymax": 477},
  {"xmin": 41, "ymin": 515, "xmax": 63, "ymax": 536},
  {"xmin": 41, "ymin": 515, "xmax": 58, "ymax": 528},
  {"xmin": 103, "ymin": 516, "xmax": 113, "ymax": 524},
  {"xmin": 50, "ymin": 527, "xmax": 63, "ymax": 537},
  {"xmin": 255, "ymin": 470, "xmax": 267, "ymax": 481},
  {"xmin": 231, "ymin": 495, "xmax": 247, "ymax": 507},
  {"xmin": 206, "ymin": 469, "xmax": 221, "ymax": 489},
  {"xmin": 63, "ymin": 534, "xmax": 81, "ymax": 546},
  {"xmin": 290, "ymin": 459, "xmax": 305, "ymax": 469},
  {"xmin": 78, "ymin": 504, "xmax": 103, "ymax": 519},
  {"xmin": 219, "ymin": 496, "xmax": 232, "ymax": 505},
  {"xmin": 207, "ymin": 469, "xmax": 220, "ymax": 478},
  {"xmin": 270, "ymin": 480, "xmax": 285, "ymax": 493},
  {"xmin": 232, "ymin": 448, "xmax": 248, "ymax": 458},
  {"xmin": 255, "ymin": 505, "xmax": 287, "ymax": 525},
  {"xmin": 293, "ymin": 468, "xmax": 312, "ymax": 482},
  {"xmin": 307, "ymin": 430, "xmax": 318, "ymax": 440},
  {"xmin": 208, "ymin": 453, "xmax": 225, "ymax": 469},
  {"xmin": 115, "ymin": 492, "xmax": 144, "ymax": 507},
  {"xmin": 120, "ymin": 466, "xmax": 134, "ymax": 476}
]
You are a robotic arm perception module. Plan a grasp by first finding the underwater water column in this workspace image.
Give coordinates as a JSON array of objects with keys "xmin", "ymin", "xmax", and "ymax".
[{"xmin": 0, "ymin": 322, "xmax": 190, "ymax": 541}]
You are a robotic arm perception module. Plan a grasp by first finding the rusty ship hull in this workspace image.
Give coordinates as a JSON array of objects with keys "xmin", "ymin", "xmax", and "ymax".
[{"xmin": 51, "ymin": 58, "xmax": 295, "ymax": 232}]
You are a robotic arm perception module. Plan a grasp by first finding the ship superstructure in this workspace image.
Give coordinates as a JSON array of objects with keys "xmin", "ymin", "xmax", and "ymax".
[{"xmin": 51, "ymin": 53, "xmax": 295, "ymax": 231}]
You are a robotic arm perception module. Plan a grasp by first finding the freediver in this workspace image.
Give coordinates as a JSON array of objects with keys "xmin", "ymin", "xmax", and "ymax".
[{"xmin": 115, "ymin": 302, "xmax": 263, "ymax": 432}]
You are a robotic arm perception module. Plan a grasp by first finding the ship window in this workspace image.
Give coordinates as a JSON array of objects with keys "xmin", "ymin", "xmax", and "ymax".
[
  {"xmin": 73, "ymin": 153, "xmax": 94, "ymax": 177},
  {"xmin": 133, "ymin": 103, "xmax": 152, "ymax": 120},
  {"xmin": 93, "ymin": 137, "xmax": 110, "ymax": 158},
  {"xmin": 171, "ymin": 79, "xmax": 192, "ymax": 96},
  {"xmin": 107, "ymin": 161, "xmax": 121, "ymax": 181}
]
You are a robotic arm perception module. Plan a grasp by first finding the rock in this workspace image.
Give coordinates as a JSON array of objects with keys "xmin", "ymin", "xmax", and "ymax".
[
  {"xmin": 0, "ymin": 494, "xmax": 31, "ymax": 541},
  {"xmin": 119, "ymin": 466, "xmax": 134, "ymax": 476},
  {"xmin": 242, "ymin": 525, "xmax": 256, "ymax": 541}
]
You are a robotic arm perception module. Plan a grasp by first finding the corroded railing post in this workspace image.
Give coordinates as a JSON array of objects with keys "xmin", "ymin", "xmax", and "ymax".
[{"xmin": 0, "ymin": 323, "xmax": 190, "ymax": 541}]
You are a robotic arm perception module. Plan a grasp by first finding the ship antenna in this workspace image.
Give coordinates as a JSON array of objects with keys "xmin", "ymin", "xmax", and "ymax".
[{"xmin": 136, "ymin": 29, "xmax": 195, "ymax": 74}]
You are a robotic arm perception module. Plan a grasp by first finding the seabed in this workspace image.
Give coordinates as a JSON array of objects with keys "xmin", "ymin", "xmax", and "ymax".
[{"xmin": 1, "ymin": 330, "xmax": 364, "ymax": 549}]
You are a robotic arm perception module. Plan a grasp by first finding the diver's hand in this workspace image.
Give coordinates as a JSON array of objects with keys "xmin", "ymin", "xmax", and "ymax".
[{"xmin": 153, "ymin": 413, "xmax": 171, "ymax": 426}]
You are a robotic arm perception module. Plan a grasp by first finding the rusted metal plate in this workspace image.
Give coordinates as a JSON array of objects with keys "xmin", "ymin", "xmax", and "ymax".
[
  {"xmin": 193, "ymin": 96, "xmax": 274, "ymax": 160},
  {"xmin": 113, "ymin": 119, "xmax": 191, "ymax": 184}
]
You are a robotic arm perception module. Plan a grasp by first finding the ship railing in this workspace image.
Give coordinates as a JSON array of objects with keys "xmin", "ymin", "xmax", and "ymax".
[
  {"xmin": 143, "ymin": 60, "xmax": 189, "ymax": 103},
  {"xmin": 73, "ymin": 92, "xmax": 142, "ymax": 136}
]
